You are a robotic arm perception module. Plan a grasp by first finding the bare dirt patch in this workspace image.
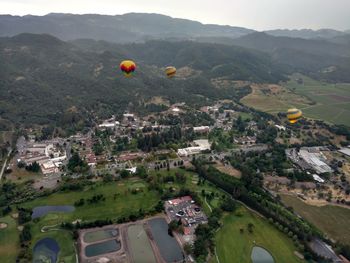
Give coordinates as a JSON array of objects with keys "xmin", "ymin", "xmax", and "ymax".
[
  {"xmin": 11, "ymin": 213, "xmax": 18, "ymax": 219},
  {"xmin": 0, "ymin": 223, "xmax": 8, "ymax": 229},
  {"xmin": 215, "ymin": 163, "xmax": 241, "ymax": 178}
]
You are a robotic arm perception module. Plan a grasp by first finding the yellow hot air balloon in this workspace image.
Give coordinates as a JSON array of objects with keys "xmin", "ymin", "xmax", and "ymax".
[
  {"xmin": 165, "ymin": 66, "xmax": 176, "ymax": 78},
  {"xmin": 120, "ymin": 60, "xmax": 136, "ymax": 77},
  {"xmin": 287, "ymin": 108, "xmax": 302, "ymax": 124}
]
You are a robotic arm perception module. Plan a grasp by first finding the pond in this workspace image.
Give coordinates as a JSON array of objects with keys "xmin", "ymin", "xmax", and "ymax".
[
  {"xmin": 251, "ymin": 246, "xmax": 275, "ymax": 263},
  {"xmin": 32, "ymin": 206, "xmax": 75, "ymax": 219},
  {"xmin": 85, "ymin": 239, "xmax": 121, "ymax": 257},
  {"xmin": 84, "ymin": 228, "xmax": 119, "ymax": 243},
  {"xmin": 148, "ymin": 218, "xmax": 183, "ymax": 263},
  {"xmin": 33, "ymin": 237, "xmax": 60, "ymax": 263}
]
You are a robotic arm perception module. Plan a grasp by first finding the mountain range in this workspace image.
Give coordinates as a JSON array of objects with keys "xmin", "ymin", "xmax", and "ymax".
[{"xmin": 0, "ymin": 13, "xmax": 349, "ymax": 43}]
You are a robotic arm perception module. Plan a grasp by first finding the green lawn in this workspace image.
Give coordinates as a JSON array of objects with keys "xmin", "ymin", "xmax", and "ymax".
[
  {"xmin": 0, "ymin": 215, "xmax": 19, "ymax": 263},
  {"xmin": 214, "ymin": 207, "xmax": 303, "ymax": 263},
  {"xmin": 281, "ymin": 194, "xmax": 350, "ymax": 246},
  {"xmin": 23, "ymin": 180, "xmax": 159, "ymax": 221}
]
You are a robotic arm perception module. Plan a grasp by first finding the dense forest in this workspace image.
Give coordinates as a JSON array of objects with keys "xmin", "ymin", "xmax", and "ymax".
[{"xmin": 0, "ymin": 33, "xmax": 287, "ymax": 131}]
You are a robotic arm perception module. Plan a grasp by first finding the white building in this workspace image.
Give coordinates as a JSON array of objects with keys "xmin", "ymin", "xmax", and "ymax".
[
  {"xmin": 177, "ymin": 140, "xmax": 211, "ymax": 157},
  {"xmin": 193, "ymin": 126, "xmax": 210, "ymax": 133},
  {"xmin": 275, "ymin": 125, "xmax": 286, "ymax": 131},
  {"xmin": 312, "ymin": 174, "xmax": 325, "ymax": 183},
  {"xmin": 98, "ymin": 121, "xmax": 120, "ymax": 128},
  {"xmin": 338, "ymin": 147, "xmax": 350, "ymax": 157}
]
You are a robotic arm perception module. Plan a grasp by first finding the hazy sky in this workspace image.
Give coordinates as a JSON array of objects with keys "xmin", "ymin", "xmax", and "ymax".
[{"xmin": 1, "ymin": 0, "xmax": 350, "ymax": 31}]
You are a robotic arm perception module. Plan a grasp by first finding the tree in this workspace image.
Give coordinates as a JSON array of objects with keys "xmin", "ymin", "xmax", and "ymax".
[
  {"xmin": 184, "ymin": 243, "xmax": 193, "ymax": 255},
  {"xmin": 136, "ymin": 166, "xmax": 148, "ymax": 179},
  {"xmin": 120, "ymin": 170, "xmax": 130, "ymax": 178},
  {"xmin": 220, "ymin": 199, "xmax": 237, "ymax": 212},
  {"xmin": 25, "ymin": 162, "xmax": 40, "ymax": 173},
  {"xmin": 247, "ymin": 223, "xmax": 254, "ymax": 233},
  {"xmin": 67, "ymin": 152, "xmax": 88, "ymax": 173},
  {"xmin": 20, "ymin": 225, "xmax": 32, "ymax": 242}
]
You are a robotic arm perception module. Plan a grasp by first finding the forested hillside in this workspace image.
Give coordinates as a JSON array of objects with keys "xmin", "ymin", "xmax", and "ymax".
[
  {"xmin": 0, "ymin": 33, "xmax": 286, "ymax": 131},
  {"xmin": 194, "ymin": 32, "xmax": 350, "ymax": 82}
]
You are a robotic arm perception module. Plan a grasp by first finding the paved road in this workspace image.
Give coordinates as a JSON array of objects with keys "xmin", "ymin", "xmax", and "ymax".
[
  {"xmin": 309, "ymin": 238, "xmax": 342, "ymax": 263},
  {"xmin": 0, "ymin": 149, "xmax": 12, "ymax": 180}
]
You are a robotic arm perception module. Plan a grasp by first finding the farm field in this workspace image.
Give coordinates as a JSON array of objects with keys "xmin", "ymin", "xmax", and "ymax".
[
  {"xmin": 240, "ymin": 74, "xmax": 350, "ymax": 125},
  {"xmin": 214, "ymin": 207, "xmax": 303, "ymax": 263},
  {"xmin": 240, "ymin": 83, "xmax": 312, "ymax": 114},
  {"xmin": 0, "ymin": 215, "xmax": 19, "ymax": 263},
  {"xmin": 285, "ymin": 74, "xmax": 350, "ymax": 125},
  {"xmin": 281, "ymin": 194, "xmax": 350, "ymax": 246}
]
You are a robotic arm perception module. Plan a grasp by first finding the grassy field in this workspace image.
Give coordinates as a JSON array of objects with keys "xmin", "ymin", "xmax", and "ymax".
[
  {"xmin": 0, "ymin": 215, "xmax": 19, "ymax": 263},
  {"xmin": 240, "ymin": 83, "xmax": 312, "ymax": 114},
  {"xmin": 214, "ymin": 207, "xmax": 303, "ymax": 263},
  {"xmin": 281, "ymin": 194, "xmax": 350, "ymax": 246},
  {"xmin": 240, "ymin": 74, "xmax": 350, "ymax": 125}
]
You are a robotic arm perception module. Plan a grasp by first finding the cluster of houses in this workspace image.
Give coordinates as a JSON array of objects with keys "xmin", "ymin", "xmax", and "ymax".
[{"xmin": 69, "ymin": 133, "xmax": 97, "ymax": 167}]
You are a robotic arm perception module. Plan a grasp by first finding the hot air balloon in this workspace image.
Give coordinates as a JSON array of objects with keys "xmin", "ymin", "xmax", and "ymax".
[
  {"xmin": 287, "ymin": 108, "xmax": 302, "ymax": 124},
  {"xmin": 120, "ymin": 60, "xmax": 136, "ymax": 77},
  {"xmin": 165, "ymin": 66, "xmax": 176, "ymax": 78}
]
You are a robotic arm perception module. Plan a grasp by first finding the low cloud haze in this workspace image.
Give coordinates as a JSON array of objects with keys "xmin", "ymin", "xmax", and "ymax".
[{"xmin": 1, "ymin": 0, "xmax": 349, "ymax": 30}]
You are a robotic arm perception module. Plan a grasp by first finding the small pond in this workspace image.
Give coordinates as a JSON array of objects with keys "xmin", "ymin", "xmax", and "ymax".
[
  {"xmin": 32, "ymin": 206, "xmax": 75, "ymax": 219},
  {"xmin": 33, "ymin": 237, "xmax": 60, "ymax": 263},
  {"xmin": 251, "ymin": 246, "xmax": 275, "ymax": 263},
  {"xmin": 85, "ymin": 239, "xmax": 121, "ymax": 257},
  {"xmin": 148, "ymin": 218, "xmax": 183, "ymax": 263}
]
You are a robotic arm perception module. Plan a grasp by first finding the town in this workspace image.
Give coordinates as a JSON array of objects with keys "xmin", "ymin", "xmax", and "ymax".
[{"xmin": 1, "ymin": 99, "xmax": 350, "ymax": 263}]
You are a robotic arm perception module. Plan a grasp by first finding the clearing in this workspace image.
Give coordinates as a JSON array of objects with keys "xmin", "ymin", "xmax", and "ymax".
[{"xmin": 281, "ymin": 194, "xmax": 350, "ymax": 246}]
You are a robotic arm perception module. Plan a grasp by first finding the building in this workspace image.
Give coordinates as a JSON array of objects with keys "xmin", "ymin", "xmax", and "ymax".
[
  {"xmin": 339, "ymin": 147, "xmax": 350, "ymax": 157},
  {"xmin": 299, "ymin": 148, "xmax": 333, "ymax": 174},
  {"xmin": 98, "ymin": 121, "xmax": 120, "ymax": 129},
  {"xmin": 275, "ymin": 125, "xmax": 286, "ymax": 131},
  {"xmin": 193, "ymin": 126, "xmax": 210, "ymax": 133},
  {"xmin": 40, "ymin": 161, "xmax": 59, "ymax": 175},
  {"xmin": 177, "ymin": 140, "xmax": 211, "ymax": 157},
  {"xmin": 313, "ymin": 174, "xmax": 325, "ymax": 183}
]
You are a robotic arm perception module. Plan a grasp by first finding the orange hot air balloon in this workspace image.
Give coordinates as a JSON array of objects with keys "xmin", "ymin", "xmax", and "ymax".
[
  {"xmin": 120, "ymin": 60, "xmax": 136, "ymax": 77},
  {"xmin": 165, "ymin": 66, "xmax": 176, "ymax": 78}
]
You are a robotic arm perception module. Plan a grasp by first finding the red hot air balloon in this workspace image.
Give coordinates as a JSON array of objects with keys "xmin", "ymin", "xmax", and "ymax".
[{"xmin": 120, "ymin": 60, "xmax": 136, "ymax": 77}]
